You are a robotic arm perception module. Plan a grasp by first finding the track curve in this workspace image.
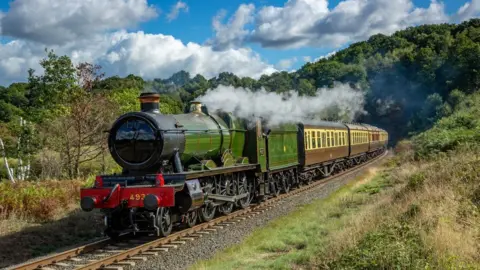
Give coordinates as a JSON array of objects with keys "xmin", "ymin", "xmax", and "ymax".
[{"xmin": 12, "ymin": 150, "xmax": 388, "ymax": 270}]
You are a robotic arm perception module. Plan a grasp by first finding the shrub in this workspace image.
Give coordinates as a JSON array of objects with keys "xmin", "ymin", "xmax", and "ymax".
[
  {"xmin": 412, "ymin": 92, "xmax": 480, "ymax": 159},
  {"xmin": 0, "ymin": 179, "xmax": 84, "ymax": 222}
]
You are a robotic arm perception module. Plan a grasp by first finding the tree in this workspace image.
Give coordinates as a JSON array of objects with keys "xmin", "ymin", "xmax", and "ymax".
[
  {"xmin": 26, "ymin": 49, "xmax": 77, "ymax": 121},
  {"xmin": 76, "ymin": 62, "xmax": 104, "ymax": 92},
  {"xmin": 46, "ymin": 93, "xmax": 116, "ymax": 178}
]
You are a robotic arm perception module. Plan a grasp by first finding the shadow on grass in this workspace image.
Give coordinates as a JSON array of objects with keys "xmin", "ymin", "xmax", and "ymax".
[{"xmin": 0, "ymin": 209, "xmax": 104, "ymax": 268}]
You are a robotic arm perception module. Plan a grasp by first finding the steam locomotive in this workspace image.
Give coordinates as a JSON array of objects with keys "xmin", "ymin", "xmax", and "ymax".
[{"xmin": 80, "ymin": 93, "xmax": 388, "ymax": 238}]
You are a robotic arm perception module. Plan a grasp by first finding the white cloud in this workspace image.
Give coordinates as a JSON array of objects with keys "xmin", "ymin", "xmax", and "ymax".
[
  {"xmin": 276, "ymin": 57, "xmax": 298, "ymax": 70},
  {"xmin": 406, "ymin": 0, "xmax": 449, "ymax": 25},
  {"xmin": 98, "ymin": 31, "xmax": 276, "ymax": 80},
  {"xmin": 303, "ymin": 56, "xmax": 311, "ymax": 62},
  {"xmin": 0, "ymin": 31, "xmax": 277, "ymax": 86},
  {"xmin": 0, "ymin": 0, "xmax": 158, "ymax": 45},
  {"xmin": 167, "ymin": 1, "xmax": 189, "ymax": 22},
  {"xmin": 251, "ymin": 0, "xmax": 329, "ymax": 48},
  {"xmin": 0, "ymin": 0, "xmax": 277, "ymax": 86},
  {"xmin": 208, "ymin": 4, "xmax": 255, "ymax": 50},
  {"xmin": 211, "ymin": 0, "xmax": 472, "ymax": 50},
  {"xmin": 454, "ymin": 0, "xmax": 480, "ymax": 22}
]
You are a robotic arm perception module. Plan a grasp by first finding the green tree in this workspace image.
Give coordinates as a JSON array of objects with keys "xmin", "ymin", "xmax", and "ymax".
[{"xmin": 26, "ymin": 49, "xmax": 77, "ymax": 121}]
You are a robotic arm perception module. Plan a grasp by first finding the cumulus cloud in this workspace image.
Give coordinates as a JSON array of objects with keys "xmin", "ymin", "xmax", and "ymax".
[
  {"xmin": 0, "ymin": 0, "xmax": 278, "ymax": 86},
  {"xmin": 0, "ymin": 0, "xmax": 158, "ymax": 45},
  {"xmin": 303, "ymin": 56, "xmax": 312, "ymax": 62},
  {"xmin": 97, "ymin": 31, "xmax": 276, "ymax": 80},
  {"xmin": 208, "ymin": 4, "xmax": 255, "ymax": 50},
  {"xmin": 0, "ymin": 31, "xmax": 277, "ymax": 86},
  {"xmin": 211, "ymin": 0, "xmax": 473, "ymax": 50},
  {"xmin": 276, "ymin": 57, "xmax": 298, "ymax": 70},
  {"xmin": 167, "ymin": 1, "xmax": 189, "ymax": 22},
  {"xmin": 251, "ymin": 0, "xmax": 329, "ymax": 48},
  {"xmin": 454, "ymin": 0, "xmax": 480, "ymax": 22}
]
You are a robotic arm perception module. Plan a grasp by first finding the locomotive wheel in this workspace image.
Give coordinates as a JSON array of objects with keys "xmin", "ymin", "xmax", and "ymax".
[
  {"xmin": 271, "ymin": 180, "xmax": 280, "ymax": 197},
  {"xmin": 199, "ymin": 203, "xmax": 216, "ymax": 222},
  {"xmin": 218, "ymin": 175, "xmax": 234, "ymax": 214},
  {"xmin": 185, "ymin": 210, "xmax": 198, "ymax": 228},
  {"xmin": 280, "ymin": 172, "xmax": 291, "ymax": 193},
  {"xmin": 157, "ymin": 207, "xmax": 172, "ymax": 237},
  {"xmin": 237, "ymin": 172, "xmax": 251, "ymax": 209},
  {"xmin": 218, "ymin": 201, "xmax": 234, "ymax": 214}
]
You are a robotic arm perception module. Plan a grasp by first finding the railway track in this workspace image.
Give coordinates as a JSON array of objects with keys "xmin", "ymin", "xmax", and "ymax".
[{"xmin": 12, "ymin": 151, "xmax": 388, "ymax": 270}]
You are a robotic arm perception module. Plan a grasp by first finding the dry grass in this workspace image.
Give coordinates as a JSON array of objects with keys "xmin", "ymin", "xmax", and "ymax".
[
  {"xmin": 0, "ymin": 179, "xmax": 87, "ymax": 223},
  {"xmin": 193, "ymin": 147, "xmax": 480, "ymax": 270},
  {"xmin": 321, "ymin": 147, "xmax": 480, "ymax": 269}
]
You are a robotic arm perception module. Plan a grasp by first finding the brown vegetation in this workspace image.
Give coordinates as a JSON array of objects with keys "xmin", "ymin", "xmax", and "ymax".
[{"xmin": 193, "ymin": 145, "xmax": 480, "ymax": 269}]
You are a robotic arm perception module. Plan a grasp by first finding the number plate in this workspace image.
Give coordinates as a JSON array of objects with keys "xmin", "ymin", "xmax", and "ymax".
[{"xmin": 129, "ymin": 194, "xmax": 146, "ymax": 201}]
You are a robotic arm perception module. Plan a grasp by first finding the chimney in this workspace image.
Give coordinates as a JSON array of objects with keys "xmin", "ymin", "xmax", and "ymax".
[
  {"xmin": 190, "ymin": 101, "xmax": 203, "ymax": 113},
  {"xmin": 139, "ymin": 92, "xmax": 160, "ymax": 113}
]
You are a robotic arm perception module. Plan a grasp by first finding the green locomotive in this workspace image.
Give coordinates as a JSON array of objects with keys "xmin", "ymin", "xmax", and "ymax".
[{"xmin": 81, "ymin": 93, "xmax": 387, "ymax": 238}]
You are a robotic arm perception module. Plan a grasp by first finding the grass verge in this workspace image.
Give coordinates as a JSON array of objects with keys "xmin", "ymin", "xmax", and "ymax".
[{"xmin": 192, "ymin": 148, "xmax": 480, "ymax": 270}]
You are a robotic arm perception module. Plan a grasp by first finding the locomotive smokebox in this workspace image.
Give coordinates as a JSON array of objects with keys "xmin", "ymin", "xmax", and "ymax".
[{"xmin": 139, "ymin": 92, "xmax": 160, "ymax": 113}]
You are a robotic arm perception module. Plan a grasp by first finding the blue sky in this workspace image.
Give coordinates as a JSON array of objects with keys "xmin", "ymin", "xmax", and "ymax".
[
  {"xmin": 0, "ymin": 0, "xmax": 478, "ymax": 85},
  {"xmin": 110, "ymin": 0, "xmax": 476, "ymax": 69}
]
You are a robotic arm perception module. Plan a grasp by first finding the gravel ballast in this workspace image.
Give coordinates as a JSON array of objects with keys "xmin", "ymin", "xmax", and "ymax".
[{"xmin": 134, "ymin": 157, "xmax": 386, "ymax": 270}]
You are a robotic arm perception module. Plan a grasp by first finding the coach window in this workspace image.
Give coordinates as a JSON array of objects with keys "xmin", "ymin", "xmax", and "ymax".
[
  {"xmin": 305, "ymin": 131, "xmax": 309, "ymax": 150},
  {"xmin": 317, "ymin": 131, "xmax": 321, "ymax": 148},
  {"xmin": 312, "ymin": 131, "xmax": 317, "ymax": 149},
  {"xmin": 322, "ymin": 132, "xmax": 326, "ymax": 148}
]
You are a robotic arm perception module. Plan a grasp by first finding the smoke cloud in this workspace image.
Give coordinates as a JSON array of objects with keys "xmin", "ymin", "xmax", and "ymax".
[{"xmin": 197, "ymin": 83, "xmax": 366, "ymax": 126}]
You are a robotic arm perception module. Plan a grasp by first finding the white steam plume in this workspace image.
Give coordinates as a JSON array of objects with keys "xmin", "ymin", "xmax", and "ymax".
[{"xmin": 197, "ymin": 83, "xmax": 366, "ymax": 126}]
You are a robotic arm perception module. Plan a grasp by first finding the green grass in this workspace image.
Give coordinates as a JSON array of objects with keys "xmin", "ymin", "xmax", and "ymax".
[
  {"xmin": 191, "ymin": 169, "xmax": 390, "ymax": 270},
  {"xmin": 193, "ymin": 146, "xmax": 480, "ymax": 270}
]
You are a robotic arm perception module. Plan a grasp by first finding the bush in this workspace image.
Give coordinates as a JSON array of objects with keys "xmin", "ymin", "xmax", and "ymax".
[
  {"xmin": 0, "ymin": 179, "xmax": 84, "ymax": 222},
  {"xmin": 412, "ymin": 92, "xmax": 480, "ymax": 159}
]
